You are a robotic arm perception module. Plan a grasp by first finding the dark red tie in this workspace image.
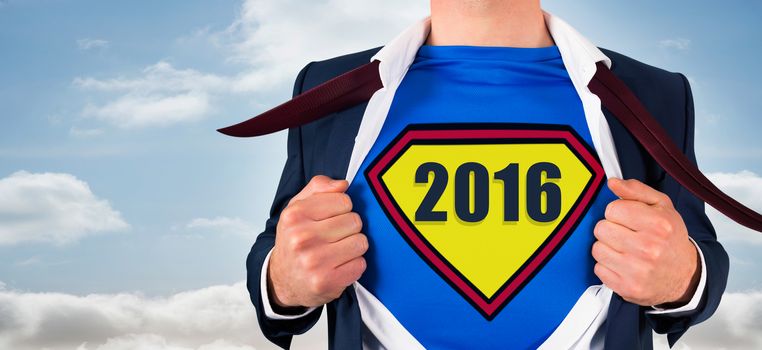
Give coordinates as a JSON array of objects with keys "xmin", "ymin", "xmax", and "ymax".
[{"xmin": 218, "ymin": 59, "xmax": 762, "ymax": 233}]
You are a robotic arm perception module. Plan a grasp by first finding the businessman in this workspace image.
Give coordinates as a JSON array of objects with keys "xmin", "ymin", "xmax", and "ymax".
[{"xmin": 245, "ymin": 1, "xmax": 729, "ymax": 349}]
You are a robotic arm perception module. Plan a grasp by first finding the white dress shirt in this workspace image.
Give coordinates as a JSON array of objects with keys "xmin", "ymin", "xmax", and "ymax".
[{"xmin": 260, "ymin": 9, "xmax": 708, "ymax": 350}]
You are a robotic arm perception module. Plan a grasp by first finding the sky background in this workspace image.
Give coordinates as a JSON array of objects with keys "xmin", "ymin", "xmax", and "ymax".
[{"xmin": 0, "ymin": 0, "xmax": 761, "ymax": 349}]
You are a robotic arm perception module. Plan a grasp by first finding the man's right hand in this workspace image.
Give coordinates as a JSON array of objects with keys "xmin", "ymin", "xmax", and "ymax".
[{"xmin": 267, "ymin": 175, "xmax": 368, "ymax": 308}]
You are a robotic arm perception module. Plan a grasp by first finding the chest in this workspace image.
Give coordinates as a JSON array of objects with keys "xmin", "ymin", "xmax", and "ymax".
[{"xmin": 340, "ymin": 70, "xmax": 616, "ymax": 347}]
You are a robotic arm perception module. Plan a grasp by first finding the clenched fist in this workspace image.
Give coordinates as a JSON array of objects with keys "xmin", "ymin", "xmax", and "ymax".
[
  {"xmin": 592, "ymin": 178, "xmax": 701, "ymax": 308},
  {"xmin": 267, "ymin": 175, "xmax": 368, "ymax": 308}
]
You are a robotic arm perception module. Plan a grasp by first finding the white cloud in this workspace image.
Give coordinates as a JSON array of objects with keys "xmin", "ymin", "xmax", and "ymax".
[
  {"xmin": 77, "ymin": 38, "xmax": 110, "ymax": 50},
  {"xmin": 653, "ymin": 290, "xmax": 762, "ymax": 349},
  {"xmin": 77, "ymin": 335, "xmax": 257, "ymax": 350},
  {"xmin": 73, "ymin": 0, "xmax": 429, "ymax": 129},
  {"xmin": 74, "ymin": 62, "xmax": 226, "ymax": 129},
  {"xmin": 706, "ymin": 171, "xmax": 762, "ymax": 245},
  {"xmin": 74, "ymin": 62, "xmax": 228, "ymax": 93},
  {"xmin": 186, "ymin": 216, "xmax": 256, "ymax": 237},
  {"xmin": 220, "ymin": 0, "xmax": 428, "ymax": 92},
  {"xmin": 82, "ymin": 91, "xmax": 211, "ymax": 129},
  {"xmin": 0, "ymin": 279, "xmax": 756, "ymax": 349},
  {"xmin": 0, "ymin": 281, "xmax": 326, "ymax": 350},
  {"xmin": 0, "ymin": 171, "xmax": 129, "ymax": 245},
  {"xmin": 659, "ymin": 38, "xmax": 691, "ymax": 50}
]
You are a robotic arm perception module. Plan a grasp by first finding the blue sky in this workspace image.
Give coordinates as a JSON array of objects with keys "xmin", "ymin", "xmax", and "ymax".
[
  {"xmin": 0, "ymin": 0, "xmax": 271, "ymax": 295},
  {"xmin": 0, "ymin": 1, "xmax": 760, "ymax": 349}
]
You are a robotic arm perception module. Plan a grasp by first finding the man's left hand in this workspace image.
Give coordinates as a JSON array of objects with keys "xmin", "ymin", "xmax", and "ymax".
[{"xmin": 592, "ymin": 177, "xmax": 701, "ymax": 308}]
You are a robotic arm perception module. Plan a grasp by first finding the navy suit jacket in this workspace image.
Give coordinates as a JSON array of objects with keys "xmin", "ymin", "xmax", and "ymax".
[{"xmin": 245, "ymin": 46, "xmax": 729, "ymax": 350}]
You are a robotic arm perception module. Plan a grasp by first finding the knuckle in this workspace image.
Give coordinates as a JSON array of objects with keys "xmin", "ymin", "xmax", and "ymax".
[
  {"xmin": 648, "ymin": 247, "xmax": 662, "ymax": 262},
  {"xmin": 350, "ymin": 257, "xmax": 367, "ymax": 280},
  {"xmin": 309, "ymin": 175, "xmax": 328, "ymax": 187},
  {"xmin": 340, "ymin": 193, "xmax": 353, "ymax": 212},
  {"xmin": 641, "ymin": 240, "xmax": 660, "ymax": 261},
  {"xmin": 652, "ymin": 205, "xmax": 668, "ymax": 217},
  {"xmin": 356, "ymin": 257, "xmax": 367, "ymax": 273},
  {"xmin": 593, "ymin": 263, "xmax": 611, "ymax": 286},
  {"xmin": 308, "ymin": 274, "xmax": 329, "ymax": 295},
  {"xmin": 605, "ymin": 200, "xmax": 620, "ymax": 218},
  {"xmin": 288, "ymin": 232, "xmax": 309, "ymax": 251},
  {"xmin": 659, "ymin": 193, "xmax": 673, "ymax": 206},
  {"xmin": 593, "ymin": 262, "xmax": 604, "ymax": 277},
  {"xmin": 593, "ymin": 220, "xmax": 606, "ymax": 238},
  {"xmin": 654, "ymin": 217, "xmax": 672, "ymax": 235},
  {"xmin": 290, "ymin": 202, "xmax": 306, "ymax": 217},
  {"xmin": 604, "ymin": 202, "xmax": 614, "ymax": 217},
  {"xmin": 280, "ymin": 207, "xmax": 299, "ymax": 226},
  {"xmin": 591, "ymin": 241, "xmax": 605, "ymax": 258},
  {"xmin": 602, "ymin": 220, "xmax": 617, "ymax": 238},
  {"xmin": 662, "ymin": 221, "xmax": 674, "ymax": 235},
  {"xmin": 299, "ymin": 253, "xmax": 319, "ymax": 270},
  {"xmin": 356, "ymin": 234, "xmax": 369, "ymax": 254},
  {"xmin": 350, "ymin": 212, "xmax": 363, "ymax": 232}
]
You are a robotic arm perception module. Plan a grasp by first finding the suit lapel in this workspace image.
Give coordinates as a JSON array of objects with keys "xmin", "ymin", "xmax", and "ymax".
[
  {"xmin": 328, "ymin": 287, "xmax": 364, "ymax": 350},
  {"xmin": 310, "ymin": 102, "xmax": 369, "ymax": 350},
  {"xmin": 599, "ymin": 63, "xmax": 663, "ymax": 349},
  {"xmin": 601, "ymin": 105, "xmax": 645, "ymax": 350},
  {"xmin": 300, "ymin": 101, "xmax": 368, "ymax": 180}
]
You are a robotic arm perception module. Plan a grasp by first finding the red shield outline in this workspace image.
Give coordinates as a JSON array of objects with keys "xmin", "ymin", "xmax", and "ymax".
[{"xmin": 363, "ymin": 123, "xmax": 606, "ymax": 320}]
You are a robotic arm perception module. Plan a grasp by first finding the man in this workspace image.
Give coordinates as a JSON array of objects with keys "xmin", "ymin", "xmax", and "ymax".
[{"xmin": 245, "ymin": 1, "xmax": 729, "ymax": 349}]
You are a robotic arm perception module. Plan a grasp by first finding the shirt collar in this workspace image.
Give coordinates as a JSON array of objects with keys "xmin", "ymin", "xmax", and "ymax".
[{"xmin": 369, "ymin": 10, "xmax": 611, "ymax": 89}]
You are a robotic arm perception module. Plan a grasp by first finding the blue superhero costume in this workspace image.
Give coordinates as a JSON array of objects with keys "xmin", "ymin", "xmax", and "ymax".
[{"xmin": 346, "ymin": 44, "xmax": 618, "ymax": 349}]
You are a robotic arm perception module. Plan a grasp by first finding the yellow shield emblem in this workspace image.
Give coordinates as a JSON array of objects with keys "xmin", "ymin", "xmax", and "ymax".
[{"xmin": 364, "ymin": 124, "xmax": 606, "ymax": 319}]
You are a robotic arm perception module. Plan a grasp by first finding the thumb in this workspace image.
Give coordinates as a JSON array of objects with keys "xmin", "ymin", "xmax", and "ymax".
[
  {"xmin": 607, "ymin": 177, "xmax": 670, "ymax": 207},
  {"xmin": 289, "ymin": 175, "xmax": 348, "ymax": 205}
]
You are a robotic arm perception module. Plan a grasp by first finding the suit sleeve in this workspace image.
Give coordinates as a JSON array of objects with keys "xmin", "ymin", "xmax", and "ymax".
[
  {"xmin": 246, "ymin": 61, "xmax": 324, "ymax": 350},
  {"xmin": 644, "ymin": 72, "xmax": 730, "ymax": 347}
]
